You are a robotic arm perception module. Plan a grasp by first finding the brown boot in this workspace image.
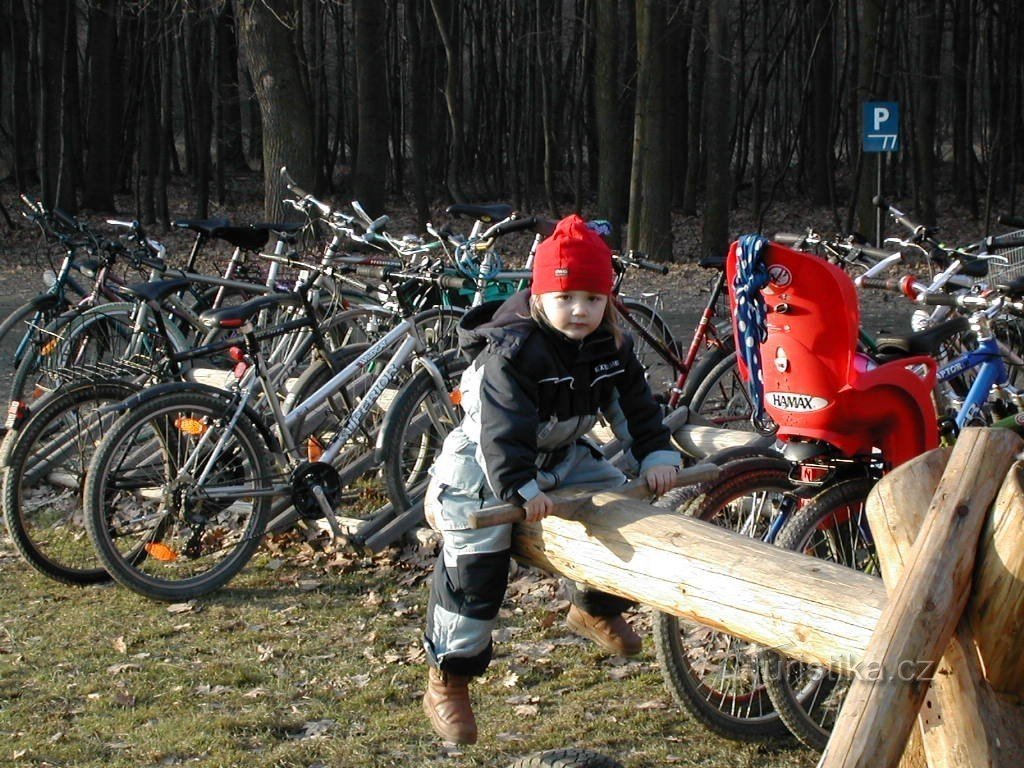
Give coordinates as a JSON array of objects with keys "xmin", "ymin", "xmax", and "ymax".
[
  {"xmin": 566, "ymin": 605, "xmax": 643, "ymax": 656},
  {"xmin": 422, "ymin": 667, "xmax": 478, "ymax": 744}
]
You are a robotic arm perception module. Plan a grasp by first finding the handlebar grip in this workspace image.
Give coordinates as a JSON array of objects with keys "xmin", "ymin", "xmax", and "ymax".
[
  {"xmin": 986, "ymin": 230, "xmax": 1024, "ymax": 249},
  {"xmin": 997, "ymin": 214, "xmax": 1024, "ymax": 229},
  {"xmin": 352, "ymin": 264, "xmax": 391, "ymax": 280},
  {"xmin": 920, "ymin": 292, "xmax": 961, "ymax": 307},
  {"xmin": 53, "ymin": 207, "xmax": 79, "ymax": 230},
  {"xmin": 488, "ymin": 216, "xmax": 542, "ymax": 237},
  {"xmin": 772, "ymin": 232, "xmax": 808, "ymax": 246},
  {"xmin": 873, "ymin": 195, "xmax": 930, "ymax": 240},
  {"xmin": 438, "ymin": 274, "xmax": 471, "ymax": 290},
  {"xmin": 858, "ymin": 276, "xmax": 904, "ymax": 292},
  {"xmin": 850, "ymin": 244, "xmax": 894, "ymax": 262},
  {"xmin": 636, "ymin": 257, "xmax": 669, "ymax": 275}
]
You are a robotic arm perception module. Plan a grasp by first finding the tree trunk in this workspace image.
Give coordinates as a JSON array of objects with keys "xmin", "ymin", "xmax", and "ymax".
[
  {"xmin": 7, "ymin": 0, "xmax": 38, "ymax": 187},
  {"xmin": 629, "ymin": 0, "xmax": 673, "ymax": 261},
  {"xmin": 854, "ymin": 0, "xmax": 884, "ymax": 241},
  {"xmin": 235, "ymin": 0, "xmax": 316, "ymax": 222},
  {"xmin": 594, "ymin": 0, "xmax": 631, "ymax": 244},
  {"xmin": 808, "ymin": 0, "xmax": 834, "ymax": 207},
  {"xmin": 911, "ymin": 0, "xmax": 941, "ymax": 227},
  {"xmin": 429, "ymin": 0, "xmax": 466, "ymax": 203},
  {"xmin": 37, "ymin": 0, "xmax": 77, "ymax": 212},
  {"xmin": 351, "ymin": 0, "xmax": 390, "ymax": 217},
  {"xmin": 682, "ymin": 0, "xmax": 707, "ymax": 217},
  {"xmin": 406, "ymin": 0, "xmax": 434, "ymax": 226},
  {"xmin": 81, "ymin": 0, "xmax": 118, "ymax": 212},
  {"xmin": 215, "ymin": 3, "xmax": 249, "ymax": 175},
  {"xmin": 701, "ymin": 0, "xmax": 731, "ymax": 263}
]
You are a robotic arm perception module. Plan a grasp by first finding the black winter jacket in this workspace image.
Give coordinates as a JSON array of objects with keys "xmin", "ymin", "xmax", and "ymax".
[{"xmin": 456, "ymin": 290, "xmax": 676, "ymax": 503}]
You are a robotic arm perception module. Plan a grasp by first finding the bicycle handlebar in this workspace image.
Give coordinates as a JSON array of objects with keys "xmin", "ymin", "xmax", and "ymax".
[
  {"xmin": 998, "ymin": 214, "xmax": 1024, "ymax": 229},
  {"xmin": 617, "ymin": 251, "xmax": 669, "ymax": 275},
  {"xmin": 873, "ymin": 196, "xmax": 933, "ymax": 242},
  {"xmin": 985, "ymin": 229, "xmax": 1024, "ymax": 250}
]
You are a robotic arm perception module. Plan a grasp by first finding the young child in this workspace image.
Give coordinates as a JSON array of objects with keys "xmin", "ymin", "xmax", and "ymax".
[{"xmin": 421, "ymin": 214, "xmax": 681, "ymax": 744}]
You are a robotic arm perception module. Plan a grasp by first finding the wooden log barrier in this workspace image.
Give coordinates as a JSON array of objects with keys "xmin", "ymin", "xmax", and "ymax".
[
  {"xmin": 821, "ymin": 427, "xmax": 1024, "ymax": 768},
  {"xmin": 501, "ymin": 427, "xmax": 1023, "ymax": 767},
  {"xmin": 867, "ymin": 445, "xmax": 1015, "ymax": 768},
  {"xmin": 506, "ymin": 485, "xmax": 887, "ymax": 673}
]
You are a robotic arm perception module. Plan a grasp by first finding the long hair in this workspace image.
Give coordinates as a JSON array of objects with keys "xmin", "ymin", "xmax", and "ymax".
[{"xmin": 528, "ymin": 294, "xmax": 624, "ymax": 347}]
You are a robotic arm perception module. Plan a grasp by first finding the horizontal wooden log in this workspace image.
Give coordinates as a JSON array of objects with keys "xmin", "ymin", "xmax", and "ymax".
[{"xmin": 509, "ymin": 488, "xmax": 887, "ymax": 674}]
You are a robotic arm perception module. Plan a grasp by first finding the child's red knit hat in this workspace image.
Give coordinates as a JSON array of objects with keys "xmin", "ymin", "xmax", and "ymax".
[{"xmin": 531, "ymin": 214, "xmax": 615, "ymax": 295}]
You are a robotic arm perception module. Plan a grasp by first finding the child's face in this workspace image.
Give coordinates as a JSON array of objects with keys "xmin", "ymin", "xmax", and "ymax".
[{"xmin": 537, "ymin": 291, "xmax": 609, "ymax": 340}]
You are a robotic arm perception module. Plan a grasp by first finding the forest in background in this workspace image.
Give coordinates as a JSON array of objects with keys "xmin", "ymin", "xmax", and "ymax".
[{"xmin": 3, "ymin": 0, "xmax": 1024, "ymax": 262}]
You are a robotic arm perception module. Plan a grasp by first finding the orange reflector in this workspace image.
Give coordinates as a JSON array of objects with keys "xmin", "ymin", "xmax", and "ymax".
[
  {"xmin": 145, "ymin": 542, "xmax": 178, "ymax": 561},
  {"xmin": 449, "ymin": 388, "xmax": 462, "ymax": 407},
  {"xmin": 174, "ymin": 416, "xmax": 208, "ymax": 436},
  {"xmin": 307, "ymin": 435, "xmax": 324, "ymax": 462},
  {"xmin": 41, "ymin": 338, "xmax": 59, "ymax": 357}
]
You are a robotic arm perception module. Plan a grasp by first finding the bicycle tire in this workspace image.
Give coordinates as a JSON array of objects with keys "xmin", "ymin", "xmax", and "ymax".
[
  {"xmin": 83, "ymin": 389, "xmax": 273, "ymax": 601},
  {"xmin": 0, "ymin": 295, "xmax": 71, "ymax": 380},
  {"xmin": 380, "ymin": 350, "xmax": 467, "ymax": 513},
  {"xmin": 1, "ymin": 379, "xmax": 141, "ymax": 585},
  {"xmin": 652, "ymin": 444, "xmax": 783, "ymax": 517},
  {"xmin": 11, "ymin": 302, "xmax": 186, "ymax": 404},
  {"xmin": 505, "ymin": 749, "xmax": 625, "ymax": 768},
  {"xmin": 759, "ymin": 477, "xmax": 877, "ymax": 751},
  {"xmin": 617, "ymin": 297, "xmax": 680, "ymax": 400},
  {"xmin": 684, "ymin": 349, "xmax": 754, "ymax": 430},
  {"xmin": 653, "ymin": 456, "xmax": 798, "ymax": 741}
]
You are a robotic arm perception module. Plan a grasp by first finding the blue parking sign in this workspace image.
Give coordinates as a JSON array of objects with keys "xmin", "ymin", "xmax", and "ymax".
[{"xmin": 863, "ymin": 102, "xmax": 899, "ymax": 152}]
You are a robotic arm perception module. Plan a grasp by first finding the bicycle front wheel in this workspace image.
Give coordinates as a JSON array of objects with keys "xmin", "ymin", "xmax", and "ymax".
[
  {"xmin": 83, "ymin": 389, "xmax": 274, "ymax": 601},
  {"xmin": 1, "ymin": 379, "xmax": 140, "ymax": 585},
  {"xmin": 0, "ymin": 295, "xmax": 71, "ymax": 384},
  {"xmin": 653, "ymin": 456, "xmax": 798, "ymax": 740}
]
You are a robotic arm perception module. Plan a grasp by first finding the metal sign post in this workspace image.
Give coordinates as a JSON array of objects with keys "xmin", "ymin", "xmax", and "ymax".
[{"xmin": 862, "ymin": 101, "xmax": 900, "ymax": 245}]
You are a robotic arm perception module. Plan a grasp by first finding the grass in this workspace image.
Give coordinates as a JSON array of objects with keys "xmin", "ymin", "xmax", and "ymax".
[{"xmin": 0, "ymin": 532, "xmax": 819, "ymax": 768}]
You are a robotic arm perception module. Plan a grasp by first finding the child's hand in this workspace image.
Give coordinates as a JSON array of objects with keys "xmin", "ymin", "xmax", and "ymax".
[
  {"xmin": 522, "ymin": 492, "xmax": 554, "ymax": 522},
  {"xmin": 644, "ymin": 465, "xmax": 678, "ymax": 496}
]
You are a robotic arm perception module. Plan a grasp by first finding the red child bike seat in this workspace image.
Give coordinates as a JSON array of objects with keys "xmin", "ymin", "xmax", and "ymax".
[{"xmin": 726, "ymin": 238, "xmax": 938, "ymax": 468}]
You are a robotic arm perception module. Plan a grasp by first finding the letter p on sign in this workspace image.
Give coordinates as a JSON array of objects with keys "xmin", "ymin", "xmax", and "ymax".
[
  {"xmin": 863, "ymin": 101, "xmax": 899, "ymax": 152},
  {"xmin": 873, "ymin": 106, "xmax": 890, "ymax": 130}
]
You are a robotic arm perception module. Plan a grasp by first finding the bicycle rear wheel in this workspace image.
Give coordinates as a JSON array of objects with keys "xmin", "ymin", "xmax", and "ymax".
[
  {"xmin": 380, "ymin": 351, "xmax": 467, "ymax": 514},
  {"xmin": 616, "ymin": 297, "xmax": 680, "ymax": 400},
  {"xmin": 653, "ymin": 456, "xmax": 797, "ymax": 740},
  {"xmin": 759, "ymin": 477, "xmax": 877, "ymax": 751},
  {"xmin": 83, "ymin": 389, "xmax": 274, "ymax": 601},
  {"xmin": 684, "ymin": 349, "xmax": 753, "ymax": 429},
  {"xmin": 2, "ymin": 379, "xmax": 140, "ymax": 584}
]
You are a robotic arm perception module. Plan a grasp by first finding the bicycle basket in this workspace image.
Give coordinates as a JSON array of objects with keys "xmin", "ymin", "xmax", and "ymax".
[{"xmin": 988, "ymin": 244, "xmax": 1024, "ymax": 283}]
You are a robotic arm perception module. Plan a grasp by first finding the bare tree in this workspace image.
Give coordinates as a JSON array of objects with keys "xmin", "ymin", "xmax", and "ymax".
[
  {"xmin": 235, "ymin": 0, "xmax": 316, "ymax": 221},
  {"xmin": 701, "ymin": 0, "xmax": 731, "ymax": 262},
  {"xmin": 627, "ymin": 0, "xmax": 674, "ymax": 261},
  {"xmin": 352, "ymin": 0, "xmax": 390, "ymax": 216}
]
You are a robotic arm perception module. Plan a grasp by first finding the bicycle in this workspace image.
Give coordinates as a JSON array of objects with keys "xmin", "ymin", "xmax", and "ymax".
[
  {"xmin": 0, "ymin": 260, "xmax": 391, "ymax": 587},
  {"xmin": 79, "ymin": 261, "xmax": 470, "ymax": 601}
]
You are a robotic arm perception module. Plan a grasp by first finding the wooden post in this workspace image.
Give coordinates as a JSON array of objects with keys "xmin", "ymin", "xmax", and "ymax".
[
  {"xmin": 969, "ymin": 462, "xmax": 1024, "ymax": 697},
  {"xmin": 507, "ymin": 486, "xmax": 887, "ymax": 672},
  {"xmin": 821, "ymin": 428, "xmax": 1022, "ymax": 768},
  {"xmin": 867, "ymin": 446, "xmax": 1009, "ymax": 767}
]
